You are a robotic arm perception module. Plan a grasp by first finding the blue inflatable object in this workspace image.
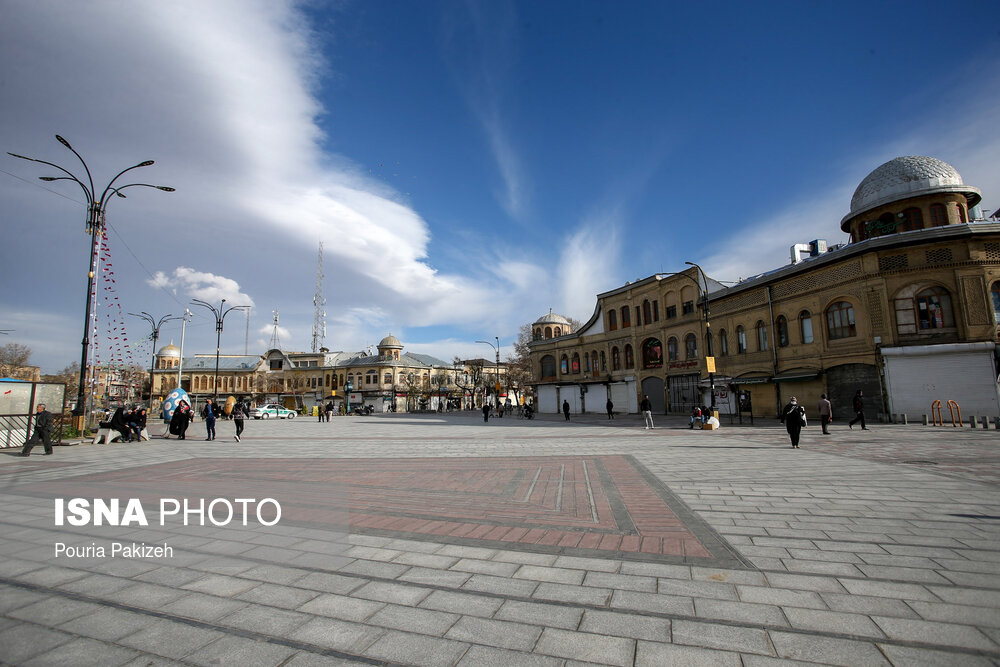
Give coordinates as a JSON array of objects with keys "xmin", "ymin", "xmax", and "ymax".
[{"xmin": 161, "ymin": 387, "xmax": 191, "ymax": 421}]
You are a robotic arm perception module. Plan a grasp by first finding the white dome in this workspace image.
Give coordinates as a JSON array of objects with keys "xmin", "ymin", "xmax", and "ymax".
[
  {"xmin": 378, "ymin": 334, "xmax": 402, "ymax": 348},
  {"xmin": 157, "ymin": 343, "xmax": 180, "ymax": 358},
  {"xmin": 843, "ymin": 156, "xmax": 981, "ymax": 229},
  {"xmin": 533, "ymin": 310, "xmax": 570, "ymax": 327}
]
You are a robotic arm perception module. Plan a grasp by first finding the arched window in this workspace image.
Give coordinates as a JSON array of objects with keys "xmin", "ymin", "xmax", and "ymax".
[
  {"xmin": 718, "ymin": 329, "xmax": 729, "ymax": 356},
  {"xmin": 958, "ymin": 204, "xmax": 967, "ymax": 223},
  {"xmin": 533, "ymin": 327, "xmax": 542, "ymax": 340},
  {"xmin": 776, "ymin": 316, "xmax": 789, "ymax": 347},
  {"xmin": 930, "ymin": 204, "xmax": 947, "ymax": 226},
  {"xmin": 554, "ymin": 327, "xmax": 562, "ymax": 337},
  {"xmin": 540, "ymin": 355, "xmax": 556, "ymax": 379},
  {"xmin": 826, "ymin": 301, "xmax": 856, "ymax": 340},
  {"xmin": 900, "ymin": 207, "xmax": 923, "ymax": 232},
  {"xmin": 384, "ymin": 372, "xmax": 392, "ymax": 384},
  {"xmin": 667, "ymin": 337, "xmax": 678, "ymax": 361},
  {"xmin": 896, "ymin": 285, "xmax": 955, "ymax": 333},
  {"xmin": 584, "ymin": 352, "xmax": 590, "ymax": 373},
  {"xmin": 608, "ymin": 310, "xmax": 617, "ymax": 331},
  {"xmin": 611, "ymin": 347, "xmax": 621, "ymax": 371},
  {"xmin": 621, "ymin": 307, "xmax": 631, "ymax": 328},
  {"xmin": 756, "ymin": 320, "xmax": 768, "ymax": 351},
  {"xmin": 560, "ymin": 355, "xmax": 569, "ymax": 374},
  {"xmin": 592, "ymin": 350, "xmax": 599, "ymax": 373},
  {"xmin": 685, "ymin": 333, "xmax": 698, "ymax": 359},
  {"xmin": 642, "ymin": 300, "xmax": 652, "ymax": 325},
  {"xmin": 600, "ymin": 350, "xmax": 607, "ymax": 371},
  {"xmin": 736, "ymin": 326, "xmax": 747, "ymax": 354},
  {"xmin": 992, "ymin": 282, "xmax": 1000, "ymax": 324},
  {"xmin": 571, "ymin": 352, "xmax": 580, "ymax": 374},
  {"xmin": 642, "ymin": 338, "xmax": 663, "ymax": 368},
  {"xmin": 544, "ymin": 326, "xmax": 552, "ymax": 339},
  {"xmin": 799, "ymin": 311, "xmax": 814, "ymax": 344},
  {"xmin": 624, "ymin": 345, "xmax": 634, "ymax": 369}
]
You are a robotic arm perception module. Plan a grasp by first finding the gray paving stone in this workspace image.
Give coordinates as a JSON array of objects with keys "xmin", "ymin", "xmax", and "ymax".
[
  {"xmin": 344, "ymin": 545, "xmax": 403, "ymax": 561},
  {"xmin": 532, "ymin": 581, "xmax": 611, "ymax": 606},
  {"xmin": 392, "ymin": 551, "xmax": 459, "ymax": 569},
  {"xmin": 445, "ymin": 615, "xmax": 541, "ymax": 651},
  {"xmin": 58, "ymin": 606, "xmax": 160, "ymax": 641},
  {"xmin": 782, "ymin": 560, "xmax": 865, "ymax": 577},
  {"xmin": 928, "ymin": 586, "xmax": 1000, "ymax": 607},
  {"xmin": 293, "ymin": 571, "xmax": 365, "ymax": 595},
  {"xmin": 492, "ymin": 550, "xmax": 560, "ymax": 567},
  {"xmin": 635, "ymin": 640, "xmax": 742, "ymax": 666},
  {"xmin": 552, "ymin": 555, "xmax": 621, "ymax": 572},
  {"xmin": 872, "ymin": 616, "xmax": 997, "ymax": 651},
  {"xmin": 495, "ymin": 599, "xmax": 584, "ymax": 630},
  {"xmin": 583, "ymin": 570, "xmax": 657, "ymax": 592},
  {"xmin": 579, "ymin": 609, "xmax": 669, "ymax": 641},
  {"xmin": 234, "ymin": 582, "xmax": 319, "ymax": 609},
  {"xmin": 296, "ymin": 592, "xmax": 384, "ymax": 621},
  {"xmin": 610, "ymin": 590, "xmax": 694, "ymax": 616},
  {"xmin": 419, "ymin": 589, "xmax": 505, "ymax": 617},
  {"xmin": 117, "ymin": 619, "xmax": 226, "ymax": 660},
  {"xmin": 908, "ymin": 600, "xmax": 1000, "ymax": 627},
  {"xmin": 182, "ymin": 635, "xmax": 299, "ymax": 667},
  {"xmin": 436, "ymin": 544, "xmax": 498, "ymax": 560},
  {"xmin": 367, "ymin": 603, "xmax": 460, "ymax": 636},
  {"xmin": 7, "ymin": 596, "xmax": 102, "ymax": 626},
  {"xmin": 451, "ymin": 557, "xmax": 521, "ymax": 577},
  {"xmin": 694, "ymin": 598, "xmax": 789, "ymax": 627},
  {"xmin": 736, "ymin": 585, "xmax": 826, "ymax": 609},
  {"xmin": 363, "ymin": 629, "xmax": 469, "ymax": 666},
  {"xmin": 534, "ymin": 627, "xmax": 635, "ymax": 666},
  {"xmin": 783, "ymin": 607, "xmax": 886, "ymax": 638},
  {"xmin": 398, "ymin": 565, "xmax": 472, "ymax": 587},
  {"xmin": 763, "ymin": 572, "xmax": 847, "ymax": 593},
  {"xmin": 691, "ymin": 566, "xmax": 767, "ymax": 585},
  {"xmin": 837, "ymin": 578, "xmax": 938, "ymax": 601},
  {"xmin": 0, "ymin": 623, "xmax": 73, "ymax": 664},
  {"xmin": 658, "ymin": 577, "xmax": 738, "ymax": 600},
  {"xmin": 673, "ymin": 619, "xmax": 773, "ymax": 655},
  {"xmin": 238, "ymin": 564, "xmax": 310, "ymax": 585},
  {"xmin": 159, "ymin": 592, "xmax": 249, "ymax": 622},
  {"xmin": 353, "ymin": 580, "xmax": 432, "ymax": 606},
  {"xmin": 219, "ymin": 604, "xmax": 312, "ymax": 635},
  {"xmin": 877, "ymin": 643, "xmax": 997, "ymax": 666},
  {"xmin": 768, "ymin": 631, "xmax": 890, "ymax": 666},
  {"xmin": 21, "ymin": 636, "xmax": 140, "ymax": 667},
  {"xmin": 457, "ymin": 645, "xmax": 563, "ymax": 667},
  {"xmin": 289, "ymin": 616, "xmax": 384, "ymax": 653},
  {"xmin": 856, "ymin": 564, "xmax": 953, "ymax": 584},
  {"xmin": 619, "ymin": 561, "xmax": 691, "ymax": 579},
  {"xmin": 462, "ymin": 573, "xmax": 539, "ymax": 597},
  {"xmin": 514, "ymin": 564, "xmax": 586, "ymax": 585},
  {"xmin": 337, "ymin": 558, "xmax": 410, "ymax": 579}
]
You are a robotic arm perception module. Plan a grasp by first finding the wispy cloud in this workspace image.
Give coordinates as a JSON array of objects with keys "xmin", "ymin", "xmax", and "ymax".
[
  {"xmin": 148, "ymin": 268, "xmax": 255, "ymax": 308},
  {"xmin": 556, "ymin": 210, "xmax": 623, "ymax": 321}
]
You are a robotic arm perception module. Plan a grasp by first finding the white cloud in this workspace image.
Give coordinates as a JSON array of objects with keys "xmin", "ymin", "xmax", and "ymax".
[
  {"xmin": 556, "ymin": 212, "xmax": 622, "ymax": 321},
  {"xmin": 147, "ymin": 268, "xmax": 255, "ymax": 308}
]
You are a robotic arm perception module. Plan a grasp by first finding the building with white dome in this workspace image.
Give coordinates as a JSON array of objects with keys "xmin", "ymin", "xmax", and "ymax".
[{"xmin": 529, "ymin": 156, "xmax": 1000, "ymax": 421}]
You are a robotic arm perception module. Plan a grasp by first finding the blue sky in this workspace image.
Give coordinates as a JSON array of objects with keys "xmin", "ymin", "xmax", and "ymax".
[{"xmin": 2, "ymin": 0, "xmax": 999, "ymax": 373}]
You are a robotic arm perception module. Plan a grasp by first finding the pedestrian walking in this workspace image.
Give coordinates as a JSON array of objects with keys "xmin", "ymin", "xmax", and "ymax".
[
  {"xmin": 848, "ymin": 390, "xmax": 868, "ymax": 430},
  {"xmin": 780, "ymin": 396, "xmax": 807, "ymax": 448},
  {"xmin": 818, "ymin": 394, "xmax": 833, "ymax": 434},
  {"xmin": 19, "ymin": 403, "xmax": 54, "ymax": 457},
  {"xmin": 325, "ymin": 401, "xmax": 334, "ymax": 422},
  {"xmin": 606, "ymin": 398, "xmax": 614, "ymax": 420},
  {"xmin": 233, "ymin": 398, "xmax": 248, "ymax": 442},
  {"xmin": 562, "ymin": 400, "xmax": 571, "ymax": 421},
  {"xmin": 202, "ymin": 398, "xmax": 217, "ymax": 441},
  {"xmin": 169, "ymin": 400, "xmax": 193, "ymax": 439},
  {"xmin": 640, "ymin": 395, "xmax": 654, "ymax": 429},
  {"xmin": 482, "ymin": 402, "xmax": 490, "ymax": 422}
]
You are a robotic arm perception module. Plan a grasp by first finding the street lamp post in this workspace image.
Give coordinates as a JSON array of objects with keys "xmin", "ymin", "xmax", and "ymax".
[
  {"xmin": 684, "ymin": 261, "xmax": 716, "ymax": 413},
  {"xmin": 476, "ymin": 337, "xmax": 501, "ymax": 411},
  {"xmin": 177, "ymin": 309, "xmax": 192, "ymax": 389},
  {"xmin": 128, "ymin": 312, "xmax": 180, "ymax": 413},
  {"xmin": 8, "ymin": 135, "xmax": 174, "ymax": 429},
  {"xmin": 345, "ymin": 380, "xmax": 353, "ymax": 414},
  {"xmin": 191, "ymin": 299, "xmax": 250, "ymax": 402}
]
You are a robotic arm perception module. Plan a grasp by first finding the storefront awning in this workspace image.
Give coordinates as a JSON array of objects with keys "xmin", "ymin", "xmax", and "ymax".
[{"xmin": 772, "ymin": 370, "xmax": 821, "ymax": 382}]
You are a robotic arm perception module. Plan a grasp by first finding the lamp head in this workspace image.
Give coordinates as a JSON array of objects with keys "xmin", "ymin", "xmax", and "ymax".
[{"xmin": 55, "ymin": 135, "xmax": 72, "ymax": 150}]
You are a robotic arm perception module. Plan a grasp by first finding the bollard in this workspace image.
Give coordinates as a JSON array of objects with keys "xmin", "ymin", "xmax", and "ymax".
[
  {"xmin": 922, "ymin": 414, "xmax": 928, "ymax": 426},
  {"xmin": 995, "ymin": 417, "xmax": 1000, "ymax": 430},
  {"xmin": 982, "ymin": 417, "xmax": 990, "ymax": 430},
  {"xmin": 901, "ymin": 414, "xmax": 907, "ymax": 425},
  {"xmin": 969, "ymin": 416, "xmax": 977, "ymax": 428}
]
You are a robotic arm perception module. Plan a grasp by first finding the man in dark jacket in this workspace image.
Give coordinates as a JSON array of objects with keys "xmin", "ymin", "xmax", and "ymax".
[
  {"xmin": 848, "ymin": 390, "xmax": 868, "ymax": 430},
  {"xmin": 562, "ymin": 400, "xmax": 571, "ymax": 421},
  {"xmin": 20, "ymin": 403, "xmax": 54, "ymax": 456}
]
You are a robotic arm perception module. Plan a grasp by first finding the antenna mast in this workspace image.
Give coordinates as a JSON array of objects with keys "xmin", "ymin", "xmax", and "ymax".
[
  {"xmin": 311, "ymin": 241, "xmax": 326, "ymax": 353},
  {"xmin": 269, "ymin": 310, "xmax": 282, "ymax": 351}
]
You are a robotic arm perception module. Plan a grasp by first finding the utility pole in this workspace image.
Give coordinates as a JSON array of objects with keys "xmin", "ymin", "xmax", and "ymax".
[{"xmin": 311, "ymin": 242, "xmax": 326, "ymax": 353}]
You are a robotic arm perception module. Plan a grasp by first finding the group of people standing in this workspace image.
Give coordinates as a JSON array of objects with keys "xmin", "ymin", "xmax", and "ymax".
[
  {"xmin": 781, "ymin": 390, "xmax": 868, "ymax": 448},
  {"xmin": 168, "ymin": 397, "xmax": 250, "ymax": 442}
]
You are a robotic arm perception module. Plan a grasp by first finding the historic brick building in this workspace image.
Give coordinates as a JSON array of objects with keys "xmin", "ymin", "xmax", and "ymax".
[{"xmin": 529, "ymin": 156, "xmax": 999, "ymax": 420}]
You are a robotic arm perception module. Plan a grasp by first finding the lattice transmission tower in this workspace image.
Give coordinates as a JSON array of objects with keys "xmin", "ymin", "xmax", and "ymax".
[{"xmin": 311, "ymin": 241, "xmax": 327, "ymax": 353}]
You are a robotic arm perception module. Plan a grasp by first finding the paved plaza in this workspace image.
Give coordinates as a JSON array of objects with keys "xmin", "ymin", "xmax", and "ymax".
[{"xmin": 1, "ymin": 412, "xmax": 998, "ymax": 666}]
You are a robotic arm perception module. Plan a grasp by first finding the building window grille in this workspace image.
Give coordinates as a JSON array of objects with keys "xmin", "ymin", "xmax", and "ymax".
[{"xmin": 826, "ymin": 301, "xmax": 856, "ymax": 340}]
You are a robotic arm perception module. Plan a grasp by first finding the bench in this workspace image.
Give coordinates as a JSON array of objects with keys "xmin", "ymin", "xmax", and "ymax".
[{"xmin": 92, "ymin": 427, "xmax": 151, "ymax": 445}]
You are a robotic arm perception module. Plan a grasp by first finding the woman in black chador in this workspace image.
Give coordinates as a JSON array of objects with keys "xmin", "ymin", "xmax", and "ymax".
[
  {"xmin": 780, "ymin": 396, "xmax": 807, "ymax": 449},
  {"xmin": 169, "ymin": 400, "xmax": 193, "ymax": 440}
]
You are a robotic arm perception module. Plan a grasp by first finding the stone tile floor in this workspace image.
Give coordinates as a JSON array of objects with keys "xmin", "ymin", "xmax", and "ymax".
[{"xmin": 0, "ymin": 411, "xmax": 997, "ymax": 665}]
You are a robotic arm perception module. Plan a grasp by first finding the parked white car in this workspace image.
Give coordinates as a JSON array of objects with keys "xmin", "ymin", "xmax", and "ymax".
[{"xmin": 251, "ymin": 404, "xmax": 296, "ymax": 419}]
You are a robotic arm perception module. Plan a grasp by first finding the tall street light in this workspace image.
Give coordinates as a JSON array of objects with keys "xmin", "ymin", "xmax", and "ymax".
[
  {"xmin": 476, "ymin": 337, "xmax": 500, "ymax": 409},
  {"xmin": 8, "ymin": 135, "xmax": 173, "ymax": 429},
  {"xmin": 684, "ymin": 261, "xmax": 716, "ymax": 413},
  {"xmin": 191, "ymin": 299, "xmax": 250, "ymax": 402},
  {"xmin": 129, "ymin": 312, "xmax": 180, "ymax": 414}
]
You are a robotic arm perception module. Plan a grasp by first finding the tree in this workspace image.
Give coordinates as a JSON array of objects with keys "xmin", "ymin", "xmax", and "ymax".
[
  {"xmin": 506, "ymin": 324, "xmax": 535, "ymax": 405},
  {"xmin": 454, "ymin": 357, "xmax": 484, "ymax": 407},
  {"xmin": 0, "ymin": 343, "xmax": 33, "ymax": 379},
  {"xmin": 42, "ymin": 362, "xmax": 80, "ymax": 388}
]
